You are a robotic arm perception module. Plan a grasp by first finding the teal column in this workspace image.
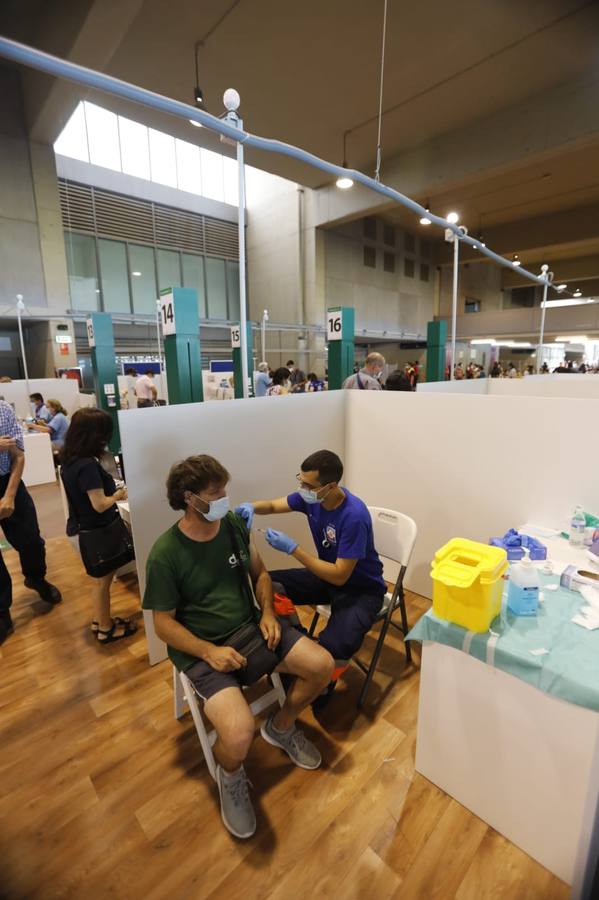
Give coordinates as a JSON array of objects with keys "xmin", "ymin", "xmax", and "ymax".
[
  {"xmin": 426, "ymin": 320, "xmax": 448, "ymax": 382},
  {"xmin": 231, "ymin": 323, "xmax": 254, "ymax": 399},
  {"xmin": 160, "ymin": 287, "xmax": 203, "ymax": 404},
  {"xmin": 86, "ymin": 313, "xmax": 120, "ymax": 453},
  {"xmin": 327, "ymin": 307, "xmax": 355, "ymax": 390}
]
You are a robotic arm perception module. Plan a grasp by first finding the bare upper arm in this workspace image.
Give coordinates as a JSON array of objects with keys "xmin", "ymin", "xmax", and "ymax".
[
  {"xmin": 87, "ymin": 488, "xmax": 108, "ymax": 514},
  {"xmin": 249, "ymin": 536, "xmax": 267, "ymax": 582},
  {"xmin": 154, "ymin": 608, "xmax": 176, "ymax": 622},
  {"xmin": 270, "ymin": 496, "xmax": 291, "ymax": 514}
]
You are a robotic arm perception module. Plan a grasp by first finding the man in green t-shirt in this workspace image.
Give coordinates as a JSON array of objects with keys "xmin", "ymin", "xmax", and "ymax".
[{"xmin": 143, "ymin": 455, "xmax": 333, "ymax": 841}]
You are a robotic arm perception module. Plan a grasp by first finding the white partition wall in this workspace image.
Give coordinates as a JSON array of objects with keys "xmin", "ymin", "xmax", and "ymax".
[
  {"xmin": 418, "ymin": 374, "xmax": 599, "ymax": 400},
  {"xmin": 119, "ymin": 391, "xmax": 345, "ymax": 662},
  {"xmin": 0, "ymin": 377, "xmax": 80, "ymax": 417},
  {"xmin": 344, "ymin": 390, "xmax": 599, "ymax": 598}
]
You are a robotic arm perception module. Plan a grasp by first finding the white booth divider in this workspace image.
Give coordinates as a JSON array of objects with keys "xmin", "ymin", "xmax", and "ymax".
[
  {"xmin": 418, "ymin": 373, "xmax": 599, "ymax": 400},
  {"xmin": 345, "ymin": 390, "xmax": 599, "ymax": 597},
  {"xmin": 119, "ymin": 391, "xmax": 345, "ymax": 663},
  {"xmin": 0, "ymin": 378, "xmax": 81, "ymax": 417}
]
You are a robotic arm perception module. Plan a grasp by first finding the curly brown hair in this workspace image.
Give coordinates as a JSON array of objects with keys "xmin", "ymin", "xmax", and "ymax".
[{"xmin": 166, "ymin": 455, "xmax": 230, "ymax": 510}]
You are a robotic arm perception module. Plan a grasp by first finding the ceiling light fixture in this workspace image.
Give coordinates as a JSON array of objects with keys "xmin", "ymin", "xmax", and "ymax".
[
  {"xmin": 419, "ymin": 201, "xmax": 431, "ymax": 226},
  {"xmin": 132, "ymin": 271, "xmax": 142, "ymax": 277},
  {"xmin": 336, "ymin": 131, "xmax": 354, "ymax": 189},
  {"xmin": 556, "ymin": 284, "xmax": 567, "ymax": 291},
  {"xmin": 573, "ymin": 289, "xmax": 582, "ymax": 298},
  {"xmin": 555, "ymin": 335, "xmax": 588, "ymax": 343},
  {"xmin": 190, "ymin": 43, "xmax": 206, "ymax": 127},
  {"xmin": 446, "ymin": 211, "xmax": 459, "ymax": 224},
  {"xmin": 512, "ymin": 254, "xmax": 521, "ymax": 267}
]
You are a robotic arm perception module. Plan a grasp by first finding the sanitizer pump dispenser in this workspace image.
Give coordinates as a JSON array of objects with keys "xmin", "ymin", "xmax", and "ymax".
[{"xmin": 507, "ymin": 547, "xmax": 540, "ymax": 616}]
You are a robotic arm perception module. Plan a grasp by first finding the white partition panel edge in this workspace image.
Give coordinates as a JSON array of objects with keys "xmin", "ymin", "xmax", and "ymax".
[
  {"xmin": 119, "ymin": 391, "xmax": 346, "ymax": 664},
  {"xmin": 344, "ymin": 391, "xmax": 599, "ymax": 598},
  {"xmin": 417, "ymin": 379, "xmax": 490, "ymax": 395},
  {"xmin": 490, "ymin": 374, "xmax": 599, "ymax": 399}
]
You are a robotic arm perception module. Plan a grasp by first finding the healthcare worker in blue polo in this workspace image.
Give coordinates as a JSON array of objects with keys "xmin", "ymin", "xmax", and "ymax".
[{"xmin": 236, "ymin": 449, "xmax": 386, "ymax": 709}]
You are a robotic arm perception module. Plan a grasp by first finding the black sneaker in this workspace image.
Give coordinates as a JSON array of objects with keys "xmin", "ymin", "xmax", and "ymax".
[
  {"xmin": 24, "ymin": 578, "xmax": 62, "ymax": 605},
  {"xmin": 311, "ymin": 680, "xmax": 337, "ymax": 714}
]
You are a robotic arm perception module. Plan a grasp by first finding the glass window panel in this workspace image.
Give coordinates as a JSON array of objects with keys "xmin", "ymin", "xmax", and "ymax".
[
  {"xmin": 182, "ymin": 253, "xmax": 206, "ymax": 317},
  {"xmin": 175, "ymin": 140, "xmax": 202, "ymax": 195},
  {"xmin": 84, "ymin": 102, "xmax": 121, "ymax": 171},
  {"xmin": 205, "ymin": 257, "xmax": 227, "ymax": 318},
  {"xmin": 200, "ymin": 148, "xmax": 224, "ymax": 202},
  {"xmin": 54, "ymin": 102, "xmax": 89, "ymax": 162},
  {"xmin": 64, "ymin": 232, "xmax": 99, "ymax": 310},
  {"xmin": 223, "ymin": 157, "xmax": 239, "ymax": 206},
  {"xmin": 98, "ymin": 239, "xmax": 130, "ymax": 312},
  {"xmin": 149, "ymin": 129, "xmax": 177, "ymax": 188},
  {"xmin": 119, "ymin": 116, "xmax": 150, "ymax": 180},
  {"xmin": 226, "ymin": 260, "xmax": 240, "ymax": 320},
  {"xmin": 157, "ymin": 249, "xmax": 181, "ymax": 292},
  {"xmin": 129, "ymin": 244, "xmax": 157, "ymax": 314}
]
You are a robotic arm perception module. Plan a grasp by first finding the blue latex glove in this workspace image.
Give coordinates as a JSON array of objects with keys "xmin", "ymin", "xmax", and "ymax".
[
  {"xmin": 265, "ymin": 528, "xmax": 298, "ymax": 555},
  {"xmin": 235, "ymin": 502, "xmax": 255, "ymax": 530}
]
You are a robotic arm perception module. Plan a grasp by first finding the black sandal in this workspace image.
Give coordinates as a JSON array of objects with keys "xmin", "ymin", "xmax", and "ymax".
[
  {"xmin": 91, "ymin": 616, "xmax": 128, "ymax": 634},
  {"xmin": 96, "ymin": 618, "xmax": 137, "ymax": 644}
]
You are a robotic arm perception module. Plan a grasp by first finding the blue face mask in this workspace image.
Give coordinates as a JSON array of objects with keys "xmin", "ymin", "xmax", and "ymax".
[
  {"xmin": 189, "ymin": 493, "xmax": 230, "ymax": 521},
  {"xmin": 298, "ymin": 485, "xmax": 330, "ymax": 505}
]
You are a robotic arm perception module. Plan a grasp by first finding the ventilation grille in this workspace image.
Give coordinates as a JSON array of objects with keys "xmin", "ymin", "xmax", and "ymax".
[{"xmin": 59, "ymin": 179, "xmax": 238, "ymax": 259}]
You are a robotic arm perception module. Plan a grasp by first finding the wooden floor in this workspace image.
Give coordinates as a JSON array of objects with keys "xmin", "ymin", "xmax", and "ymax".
[{"xmin": 0, "ymin": 536, "xmax": 568, "ymax": 900}]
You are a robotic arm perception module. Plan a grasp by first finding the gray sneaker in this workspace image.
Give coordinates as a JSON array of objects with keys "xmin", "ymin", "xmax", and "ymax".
[
  {"xmin": 260, "ymin": 714, "xmax": 322, "ymax": 770},
  {"xmin": 215, "ymin": 765, "xmax": 256, "ymax": 839}
]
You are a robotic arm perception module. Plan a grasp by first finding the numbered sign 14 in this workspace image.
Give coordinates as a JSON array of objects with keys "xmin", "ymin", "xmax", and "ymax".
[
  {"xmin": 230, "ymin": 326, "xmax": 241, "ymax": 349},
  {"xmin": 86, "ymin": 318, "xmax": 95, "ymax": 348},
  {"xmin": 327, "ymin": 310, "xmax": 342, "ymax": 341},
  {"xmin": 160, "ymin": 293, "xmax": 176, "ymax": 336}
]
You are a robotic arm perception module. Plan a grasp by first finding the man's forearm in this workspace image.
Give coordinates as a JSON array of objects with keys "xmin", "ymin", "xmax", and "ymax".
[
  {"xmin": 155, "ymin": 615, "xmax": 216, "ymax": 661},
  {"xmin": 6, "ymin": 454, "xmax": 24, "ymax": 499},
  {"xmin": 254, "ymin": 569, "xmax": 275, "ymax": 613},
  {"xmin": 291, "ymin": 545, "xmax": 345, "ymax": 586}
]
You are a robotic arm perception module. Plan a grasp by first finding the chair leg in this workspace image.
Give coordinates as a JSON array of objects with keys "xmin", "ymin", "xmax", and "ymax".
[
  {"xmin": 357, "ymin": 614, "xmax": 393, "ymax": 709},
  {"xmin": 179, "ymin": 672, "xmax": 217, "ymax": 781},
  {"xmin": 173, "ymin": 666, "xmax": 186, "ymax": 719},
  {"xmin": 398, "ymin": 589, "xmax": 412, "ymax": 664},
  {"xmin": 308, "ymin": 610, "xmax": 320, "ymax": 637}
]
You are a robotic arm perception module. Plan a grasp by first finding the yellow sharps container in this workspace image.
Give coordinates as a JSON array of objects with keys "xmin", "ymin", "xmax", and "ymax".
[{"xmin": 431, "ymin": 538, "xmax": 508, "ymax": 632}]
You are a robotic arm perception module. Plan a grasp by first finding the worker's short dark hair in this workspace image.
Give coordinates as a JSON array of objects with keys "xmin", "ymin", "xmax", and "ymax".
[{"xmin": 301, "ymin": 449, "xmax": 343, "ymax": 485}]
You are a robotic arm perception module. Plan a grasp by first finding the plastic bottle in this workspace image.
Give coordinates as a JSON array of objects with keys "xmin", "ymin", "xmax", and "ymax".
[
  {"xmin": 507, "ymin": 548, "xmax": 540, "ymax": 616},
  {"xmin": 570, "ymin": 506, "xmax": 586, "ymax": 547}
]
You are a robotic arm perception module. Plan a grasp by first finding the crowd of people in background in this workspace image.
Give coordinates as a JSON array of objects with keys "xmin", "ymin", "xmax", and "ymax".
[{"xmin": 259, "ymin": 354, "xmax": 422, "ymax": 396}]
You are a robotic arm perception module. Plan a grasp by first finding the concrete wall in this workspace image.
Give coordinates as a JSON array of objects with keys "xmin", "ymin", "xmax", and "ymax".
[
  {"xmin": 439, "ymin": 259, "xmax": 504, "ymax": 317},
  {"xmin": 324, "ymin": 219, "xmax": 434, "ymax": 337},
  {"xmin": 0, "ymin": 67, "xmax": 69, "ymax": 315}
]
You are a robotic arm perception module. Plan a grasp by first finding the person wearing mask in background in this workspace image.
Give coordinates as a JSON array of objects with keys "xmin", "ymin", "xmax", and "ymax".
[
  {"xmin": 254, "ymin": 362, "xmax": 272, "ymax": 398},
  {"xmin": 477, "ymin": 365, "xmax": 486, "ymax": 378},
  {"xmin": 135, "ymin": 370, "xmax": 157, "ymax": 408},
  {"xmin": 306, "ymin": 372, "xmax": 325, "ymax": 392},
  {"xmin": 385, "ymin": 370, "xmax": 413, "ymax": 391},
  {"xmin": 27, "ymin": 399, "xmax": 69, "ymax": 452},
  {"xmin": 342, "ymin": 352, "xmax": 386, "ymax": 390},
  {"xmin": 507, "ymin": 362, "xmax": 517, "ymax": 378},
  {"xmin": 236, "ymin": 449, "xmax": 386, "ymax": 711},
  {"xmin": 286, "ymin": 360, "xmax": 306, "ymax": 391},
  {"xmin": 454, "ymin": 364, "xmax": 464, "ymax": 380},
  {"xmin": 540, "ymin": 362, "xmax": 549, "ymax": 374},
  {"xmin": 490, "ymin": 361, "xmax": 502, "ymax": 378},
  {"xmin": 0, "ymin": 400, "xmax": 62, "ymax": 644},
  {"xmin": 29, "ymin": 393, "xmax": 50, "ymax": 423},
  {"xmin": 266, "ymin": 367, "xmax": 291, "ymax": 397},
  {"xmin": 124, "ymin": 368, "xmax": 138, "ymax": 409},
  {"xmin": 60, "ymin": 409, "xmax": 135, "ymax": 645},
  {"xmin": 143, "ymin": 455, "xmax": 333, "ymax": 839}
]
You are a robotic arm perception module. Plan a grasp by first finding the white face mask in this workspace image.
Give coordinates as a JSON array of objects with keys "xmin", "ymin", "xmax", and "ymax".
[{"xmin": 188, "ymin": 493, "xmax": 230, "ymax": 522}]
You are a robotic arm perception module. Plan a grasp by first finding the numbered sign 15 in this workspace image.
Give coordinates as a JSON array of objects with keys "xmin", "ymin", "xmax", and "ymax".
[
  {"xmin": 327, "ymin": 310, "xmax": 342, "ymax": 341},
  {"xmin": 160, "ymin": 293, "xmax": 176, "ymax": 336},
  {"xmin": 86, "ymin": 319, "xmax": 95, "ymax": 348},
  {"xmin": 230, "ymin": 325, "xmax": 241, "ymax": 349}
]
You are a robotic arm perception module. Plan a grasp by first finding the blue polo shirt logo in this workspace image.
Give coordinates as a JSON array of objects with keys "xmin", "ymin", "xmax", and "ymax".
[{"xmin": 325, "ymin": 524, "xmax": 337, "ymax": 544}]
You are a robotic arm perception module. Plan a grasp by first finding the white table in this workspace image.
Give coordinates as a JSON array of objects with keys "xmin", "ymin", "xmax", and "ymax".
[
  {"xmin": 415, "ymin": 528, "xmax": 599, "ymax": 886},
  {"xmin": 22, "ymin": 432, "xmax": 56, "ymax": 486}
]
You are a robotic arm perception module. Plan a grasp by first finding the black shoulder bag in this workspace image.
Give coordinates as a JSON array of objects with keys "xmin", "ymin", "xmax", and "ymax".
[
  {"xmin": 224, "ymin": 516, "xmax": 280, "ymax": 686},
  {"xmin": 61, "ymin": 461, "xmax": 135, "ymax": 579}
]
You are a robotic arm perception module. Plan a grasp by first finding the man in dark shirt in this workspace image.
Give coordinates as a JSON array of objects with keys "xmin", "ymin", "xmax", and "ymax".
[{"xmin": 0, "ymin": 401, "xmax": 61, "ymax": 643}]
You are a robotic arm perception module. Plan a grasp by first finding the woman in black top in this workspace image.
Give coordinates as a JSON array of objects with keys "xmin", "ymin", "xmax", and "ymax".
[{"xmin": 61, "ymin": 409, "xmax": 136, "ymax": 645}]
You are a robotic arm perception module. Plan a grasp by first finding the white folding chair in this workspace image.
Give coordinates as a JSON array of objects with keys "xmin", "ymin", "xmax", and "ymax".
[
  {"xmin": 173, "ymin": 666, "xmax": 286, "ymax": 781},
  {"xmin": 308, "ymin": 506, "xmax": 417, "ymax": 708}
]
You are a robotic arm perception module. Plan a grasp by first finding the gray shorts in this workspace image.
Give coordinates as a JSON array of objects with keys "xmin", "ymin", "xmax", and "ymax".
[{"xmin": 184, "ymin": 617, "xmax": 304, "ymax": 702}]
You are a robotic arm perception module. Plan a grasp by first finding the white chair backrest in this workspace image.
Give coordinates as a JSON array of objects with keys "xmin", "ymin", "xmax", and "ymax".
[{"xmin": 368, "ymin": 506, "xmax": 417, "ymax": 586}]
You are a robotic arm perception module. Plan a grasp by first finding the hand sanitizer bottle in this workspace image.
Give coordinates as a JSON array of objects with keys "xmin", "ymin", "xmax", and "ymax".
[
  {"xmin": 507, "ymin": 548, "xmax": 540, "ymax": 616},
  {"xmin": 570, "ymin": 506, "xmax": 586, "ymax": 547}
]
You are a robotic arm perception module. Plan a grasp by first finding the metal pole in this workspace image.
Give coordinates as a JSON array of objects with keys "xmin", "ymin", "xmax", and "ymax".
[
  {"xmin": 536, "ymin": 264, "xmax": 550, "ymax": 372},
  {"xmin": 155, "ymin": 298, "xmax": 166, "ymax": 402},
  {"xmin": 234, "ymin": 116, "xmax": 250, "ymax": 399},
  {"xmin": 450, "ymin": 235, "xmax": 459, "ymax": 380},
  {"xmin": 16, "ymin": 296, "xmax": 30, "ymax": 394},
  {"xmin": 261, "ymin": 309, "xmax": 268, "ymax": 363}
]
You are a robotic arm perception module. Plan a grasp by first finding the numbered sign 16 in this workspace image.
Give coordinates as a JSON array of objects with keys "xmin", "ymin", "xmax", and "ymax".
[
  {"xmin": 86, "ymin": 319, "xmax": 95, "ymax": 348},
  {"xmin": 160, "ymin": 292, "xmax": 176, "ymax": 336},
  {"xmin": 327, "ymin": 309, "xmax": 342, "ymax": 341},
  {"xmin": 230, "ymin": 325, "xmax": 241, "ymax": 349}
]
